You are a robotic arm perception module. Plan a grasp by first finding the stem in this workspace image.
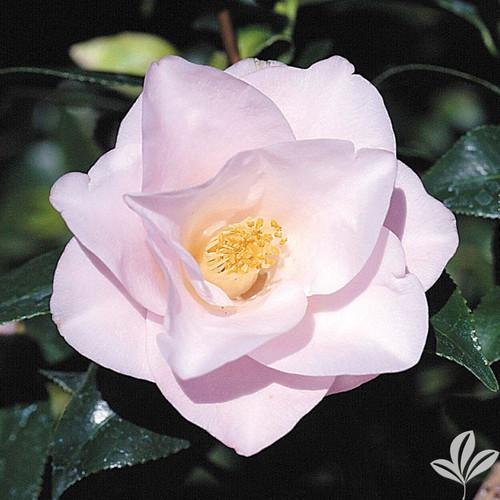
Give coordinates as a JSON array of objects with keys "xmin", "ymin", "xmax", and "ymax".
[
  {"xmin": 218, "ymin": 9, "xmax": 240, "ymax": 65},
  {"xmin": 462, "ymin": 481, "xmax": 466, "ymax": 500}
]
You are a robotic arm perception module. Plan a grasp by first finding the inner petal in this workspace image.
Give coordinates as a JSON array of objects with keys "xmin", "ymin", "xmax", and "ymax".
[{"xmin": 197, "ymin": 217, "xmax": 287, "ymax": 299}]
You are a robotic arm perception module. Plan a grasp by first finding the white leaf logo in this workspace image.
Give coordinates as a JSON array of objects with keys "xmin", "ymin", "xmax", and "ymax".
[{"xmin": 431, "ymin": 430, "xmax": 499, "ymax": 500}]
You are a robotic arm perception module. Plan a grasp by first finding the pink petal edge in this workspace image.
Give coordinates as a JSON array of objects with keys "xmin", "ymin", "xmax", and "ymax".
[{"xmin": 51, "ymin": 238, "xmax": 153, "ymax": 381}]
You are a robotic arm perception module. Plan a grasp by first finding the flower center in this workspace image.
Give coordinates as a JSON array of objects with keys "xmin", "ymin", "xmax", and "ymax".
[{"xmin": 199, "ymin": 217, "xmax": 287, "ymax": 299}]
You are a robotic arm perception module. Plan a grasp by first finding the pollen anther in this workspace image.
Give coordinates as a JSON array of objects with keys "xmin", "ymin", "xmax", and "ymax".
[
  {"xmin": 204, "ymin": 217, "xmax": 286, "ymax": 275},
  {"xmin": 198, "ymin": 217, "xmax": 287, "ymax": 298}
]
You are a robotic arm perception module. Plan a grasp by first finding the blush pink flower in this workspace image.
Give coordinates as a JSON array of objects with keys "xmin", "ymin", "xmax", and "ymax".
[{"xmin": 50, "ymin": 56, "xmax": 458, "ymax": 456}]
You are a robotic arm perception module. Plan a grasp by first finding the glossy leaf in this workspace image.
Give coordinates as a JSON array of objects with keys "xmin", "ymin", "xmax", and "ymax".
[
  {"xmin": 0, "ymin": 402, "xmax": 53, "ymax": 500},
  {"xmin": 434, "ymin": 0, "xmax": 499, "ymax": 56},
  {"xmin": 0, "ymin": 249, "xmax": 62, "ymax": 324},
  {"xmin": 431, "ymin": 289, "xmax": 499, "ymax": 391},
  {"xmin": 475, "ymin": 286, "xmax": 500, "ymax": 364},
  {"xmin": 422, "ymin": 126, "xmax": 500, "ymax": 219},
  {"xmin": 51, "ymin": 364, "xmax": 189, "ymax": 499}
]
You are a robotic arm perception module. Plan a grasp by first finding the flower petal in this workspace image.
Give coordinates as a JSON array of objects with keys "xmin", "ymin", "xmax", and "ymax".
[
  {"xmin": 127, "ymin": 138, "xmax": 397, "ymax": 297},
  {"xmin": 250, "ymin": 229, "xmax": 428, "ymax": 376},
  {"xmin": 115, "ymin": 94, "xmax": 142, "ymax": 146},
  {"xmin": 146, "ymin": 315, "xmax": 333, "ymax": 456},
  {"xmin": 238, "ymin": 56, "xmax": 395, "ymax": 152},
  {"xmin": 141, "ymin": 56, "xmax": 295, "ymax": 192},
  {"xmin": 384, "ymin": 161, "xmax": 458, "ymax": 290},
  {"xmin": 51, "ymin": 238, "xmax": 153, "ymax": 381},
  {"xmin": 141, "ymin": 230, "xmax": 307, "ymax": 380},
  {"xmin": 50, "ymin": 144, "xmax": 166, "ymax": 315},
  {"xmin": 326, "ymin": 374, "xmax": 378, "ymax": 396}
]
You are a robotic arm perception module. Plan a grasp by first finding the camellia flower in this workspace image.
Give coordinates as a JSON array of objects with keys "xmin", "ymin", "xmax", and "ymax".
[{"xmin": 50, "ymin": 56, "xmax": 458, "ymax": 456}]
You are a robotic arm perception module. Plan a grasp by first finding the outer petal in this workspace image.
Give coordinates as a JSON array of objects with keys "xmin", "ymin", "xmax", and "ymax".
[
  {"xmin": 51, "ymin": 238, "xmax": 153, "ymax": 381},
  {"xmin": 115, "ymin": 94, "xmax": 142, "ymax": 146},
  {"xmin": 50, "ymin": 144, "xmax": 166, "ymax": 316},
  {"xmin": 237, "ymin": 56, "xmax": 395, "ymax": 152},
  {"xmin": 250, "ymin": 229, "xmax": 428, "ymax": 376},
  {"xmin": 141, "ymin": 56, "xmax": 295, "ymax": 192},
  {"xmin": 326, "ymin": 374, "xmax": 378, "ymax": 396},
  {"xmin": 141, "ymin": 228, "xmax": 307, "ymax": 380},
  {"xmin": 384, "ymin": 161, "xmax": 458, "ymax": 290},
  {"xmin": 146, "ymin": 315, "xmax": 334, "ymax": 456},
  {"xmin": 127, "ymin": 139, "xmax": 397, "ymax": 297}
]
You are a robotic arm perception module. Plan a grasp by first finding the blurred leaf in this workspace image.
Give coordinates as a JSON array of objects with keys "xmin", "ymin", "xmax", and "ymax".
[
  {"xmin": 434, "ymin": 0, "xmax": 498, "ymax": 56},
  {"xmin": 0, "ymin": 67, "xmax": 143, "ymax": 88},
  {"xmin": 295, "ymin": 39, "xmax": 333, "ymax": 68},
  {"xmin": 3, "ymin": 85, "xmax": 132, "ymax": 113},
  {"xmin": 422, "ymin": 126, "xmax": 500, "ymax": 219},
  {"xmin": 475, "ymin": 287, "xmax": 500, "ymax": 365},
  {"xmin": 55, "ymin": 107, "xmax": 103, "ymax": 173},
  {"xmin": 0, "ymin": 187, "xmax": 69, "ymax": 264},
  {"xmin": 431, "ymin": 289, "xmax": 498, "ymax": 391},
  {"xmin": 51, "ymin": 364, "xmax": 189, "ymax": 499},
  {"xmin": 0, "ymin": 106, "xmax": 102, "ymax": 268},
  {"xmin": 0, "ymin": 402, "xmax": 53, "ymax": 500},
  {"xmin": 0, "ymin": 249, "xmax": 62, "ymax": 324},
  {"xmin": 373, "ymin": 64, "xmax": 500, "ymax": 96},
  {"xmin": 238, "ymin": 24, "xmax": 275, "ymax": 58},
  {"xmin": 25, "ymin": 316, "xmax": 75, "ymax": 365},
  {"xmin": 275, "ymin": 0, "xmax": 299, "ymax": 21},
  {"xmin": 236, "ymin": 0, "xmax": 297, "ymax": 63},
  {"xmin": 237, "ymin": 24, "xmax": 293, "ymax": 60},
  {"xmin": 69, "ymin": 32, "xmax": 178, "ymax": 76},
  {"xmin": 209, "ymin": 50, "xmax": 229, "ymax": 70},
  {"xmin": 446, "ymin": 216, "xmax": 496, "ymax": 305}
]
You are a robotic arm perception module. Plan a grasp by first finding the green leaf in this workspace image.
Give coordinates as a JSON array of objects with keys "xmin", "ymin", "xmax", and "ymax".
[
  {"xmin": 25, "ymin": 316, "xmax": 75, "ymax": 365},
  {"xmin": 431, "ymin": 289, "xmax": 499, "ymax": 391},
  {"xmin": 422, "ymin": 126, "xmax": 500, "ymax": 219},
  {"xmin": 51, "ymin": 364, "xmax": 189, "ymax": 499},
  {"xmin": 434, "ymin": 0, "xmax": 499, "ymax": 56},
  {"xmin": 0, "ymin": 402, "xmax": 53, "ymax": 500},
  {"xmin": 0, "ymin": 67, "xmax": 144, "ymax": 88},
  {"xmin": 475, "ymin": 287, "xmax": 500, "ymax": 365},
  {"xmin": 445, "ymin": 216, "xmax": 496, "ymax": 305},
  {"xmin": 69, "ymin": 32, "xmax": 178, "ymax": 77},
  {"xmin": 0, "ymin": 249, "xmax": 62, "ymax": 324},
  {"xmin": 237, "ymin": 24, "xmax": 293, "ymax": 62}
]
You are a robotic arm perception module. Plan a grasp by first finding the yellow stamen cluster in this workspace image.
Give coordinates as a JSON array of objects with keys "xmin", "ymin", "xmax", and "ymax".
[
  {"xmin": 198, "ymin": 217, "xmax": 287, "ymax": 299},
  {"xmin": 205, "ymin": 217, "xmax": 286, "ymax": 275}
]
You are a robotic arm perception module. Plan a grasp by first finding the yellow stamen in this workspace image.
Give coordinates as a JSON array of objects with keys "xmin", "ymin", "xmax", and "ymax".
[{"xmin": 199, "ymin": 217, "xmax": 287, "ymax": 299}]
